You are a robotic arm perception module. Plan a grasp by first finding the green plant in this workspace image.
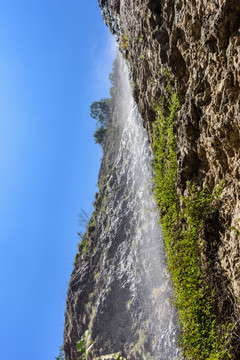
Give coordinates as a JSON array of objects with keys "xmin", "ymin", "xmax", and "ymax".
[
  {"xmin": 90, "ymin": 98, "xmax": 112, "ymax": 147},
  {"xmin": 120, "ymin": 34, "xmax": 129, "ymax": 50},
  {"xmin": 76, "ymin": 331, "xmax": 126, "ymax": 360},
  {"xmin": 93, "ymin": 126, "xmax": 107, "ymax": 146},
  {"xmin": 138, "ymin": 34, "xmax": 143, "ymax": 42},
  {"xmin": 77, "ymin": 330, "xmax": 94, "ymax": 360},
  {"xmin": 152, "ymin": 77, "xmax": 232, "ymax": 359},
  {"xmin": 55, "ymin": 345, "xmax": 65, "ymax": 360},
  {"xmin": 230, "ymin": 218, "xmax": 240, "ymax": 235}
]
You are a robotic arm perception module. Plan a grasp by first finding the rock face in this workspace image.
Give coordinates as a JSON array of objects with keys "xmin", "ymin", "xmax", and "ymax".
[
  {"xmin": 64, "ymin": 55, "xmax": 180, "ymax": 360},
  {"xmin": 99, "ymin": 0, "xmax": 240, "ymax": 334}
]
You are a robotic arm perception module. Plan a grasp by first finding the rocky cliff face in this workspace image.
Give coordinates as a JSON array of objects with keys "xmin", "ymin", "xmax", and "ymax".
[
  {"xmin": 64, "ymin": 55, "xmax": 180, "ymax": 360},
  {"xmin": 99, "ymin": 0, "xmax": 240, "ymax": 341}
]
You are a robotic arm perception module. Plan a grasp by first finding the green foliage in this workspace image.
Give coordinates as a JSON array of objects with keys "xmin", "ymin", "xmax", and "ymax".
[
  {"xmin": 77, "ymin": 330, "xmax": 94, "ymax": 360},
  {"xmin": 120, "ymin": 34, "xmax": 129, "ymax": 50},
  {"xmin": 90, "ymin": 98, "xmax": 111, "ymax": 147},
  {"xmin": 138, "ymin": 34, "xmax": 143, "ymax": 42},
  {"xmin": 152, "ymin": 78, "xmax": 232, "ymax": 359},
  {"xmin": 230, "ymin": 218, "xmax": 240, "ymax": 236},
  {"xmin": 76, "ymin": 330, "xmax": 126, "ymax": 360},
  {"xmin": 90, "ymin": 98, "xmax": 111, "ymax": 127},
  {"xmin": 93, "ymin": 126, "xmax": 107, "ymax": 146},
  {"xmin": 55, "ymin": 345, "xmax": 65, "ymax": 360}
]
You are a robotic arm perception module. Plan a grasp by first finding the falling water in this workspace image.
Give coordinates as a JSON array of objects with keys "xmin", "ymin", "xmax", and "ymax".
[
  {"xmin": 105, "ymin": 53, "xmax": 181, "ymax": 359},
  {"xmin": 64, "ymin": 52, "xmax": 181, "ymax": 360}
]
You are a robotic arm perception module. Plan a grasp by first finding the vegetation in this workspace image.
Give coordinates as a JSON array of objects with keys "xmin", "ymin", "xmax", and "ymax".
[
  {"xmin": 77, "ymin": 209, "xmax": 91, "ymax": 240},
  {"xmin": 90, "ymin": 98, "xmax": 112, "ymax": 147},
  {"xmin": 55, "ymin": 345, "xmax": 65, "ymax": 360},
  {"xmin": 90, "ymin": 58, "xmax": 118, "ymax": 147},
  {"xmin": 76, "ymin": 330, "xmax": 126, "ymax": 360},
  {"xmin": 120, "ymin": 34, "xmax": 129, "ymax": 50},
  {"xmin": 152, "ymin": 76, "xmax": 232, "ymax": 359},
  {"xmin": 77, "ymin": 330, "xmax": 94, "ymax": 360},
  {"xmin": 230, "ymin": 218, "xmax": 240, "ymax": 236}
]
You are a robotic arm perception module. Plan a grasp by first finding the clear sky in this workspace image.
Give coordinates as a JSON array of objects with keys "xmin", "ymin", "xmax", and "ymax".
[{"xmin": 0, "ymin": 1, "xmax": 115, "ymax": 359}]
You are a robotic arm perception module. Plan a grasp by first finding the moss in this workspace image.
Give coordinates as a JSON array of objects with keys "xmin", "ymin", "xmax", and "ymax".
[{"xmin": 152, "ymin": 77, "xmax": 232, "ymax": 359}]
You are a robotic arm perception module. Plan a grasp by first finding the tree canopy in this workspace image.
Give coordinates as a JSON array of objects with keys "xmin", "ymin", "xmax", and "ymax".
[
  {"xmin": 90, "ymin": 98, "xmax": 111, "ymax": 147},
  {"xmin": 90, "ymin": 98, "xmax": 111, "ymax": 127}
]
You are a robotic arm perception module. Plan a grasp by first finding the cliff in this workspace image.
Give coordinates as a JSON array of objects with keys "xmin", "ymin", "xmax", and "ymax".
[{"xmin": 64, "ymin": 1, "xmax": 240, "ymax": 359}]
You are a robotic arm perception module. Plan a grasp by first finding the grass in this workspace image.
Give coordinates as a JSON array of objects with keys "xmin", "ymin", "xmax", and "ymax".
[{"xmin": 152, "ymin": 77, "xmax": 232, "ymax": 359}]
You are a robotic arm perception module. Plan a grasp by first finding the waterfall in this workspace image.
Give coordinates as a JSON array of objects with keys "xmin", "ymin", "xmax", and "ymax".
[
  {"xmin": 106, "ymin": 54, "xmax": 181, "ymax": 359},
  {"xmin": 64, "ymin": 53, "xmax": 181, "ymax": 360}
]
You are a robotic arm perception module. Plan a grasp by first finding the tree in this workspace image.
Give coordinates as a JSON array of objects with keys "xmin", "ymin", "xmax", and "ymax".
[
  {"xmin": 90, "ymin": 98, "xmax": 111, "ymax": 127},
  {"xmin": 93, "ymin": 126, "xmax": 107, "ymax": 146},
  {"xmin": 90, "ymin": 98, "xmax": 111, "ymax": 147}
]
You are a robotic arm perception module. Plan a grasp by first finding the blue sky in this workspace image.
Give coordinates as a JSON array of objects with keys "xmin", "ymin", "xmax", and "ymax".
[{"xmin": 0, "ymin": 1, "xmax": 115, "ymax": 359}]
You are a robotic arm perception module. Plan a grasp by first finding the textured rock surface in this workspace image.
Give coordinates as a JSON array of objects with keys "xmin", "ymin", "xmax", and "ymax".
[
  {"xmin": 99, "ymin": 0, "xmax": 240, "ymax": 331},
  {"xmin": 64, "ymin": 55, "xmax": 180, "ymax": 360}
]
